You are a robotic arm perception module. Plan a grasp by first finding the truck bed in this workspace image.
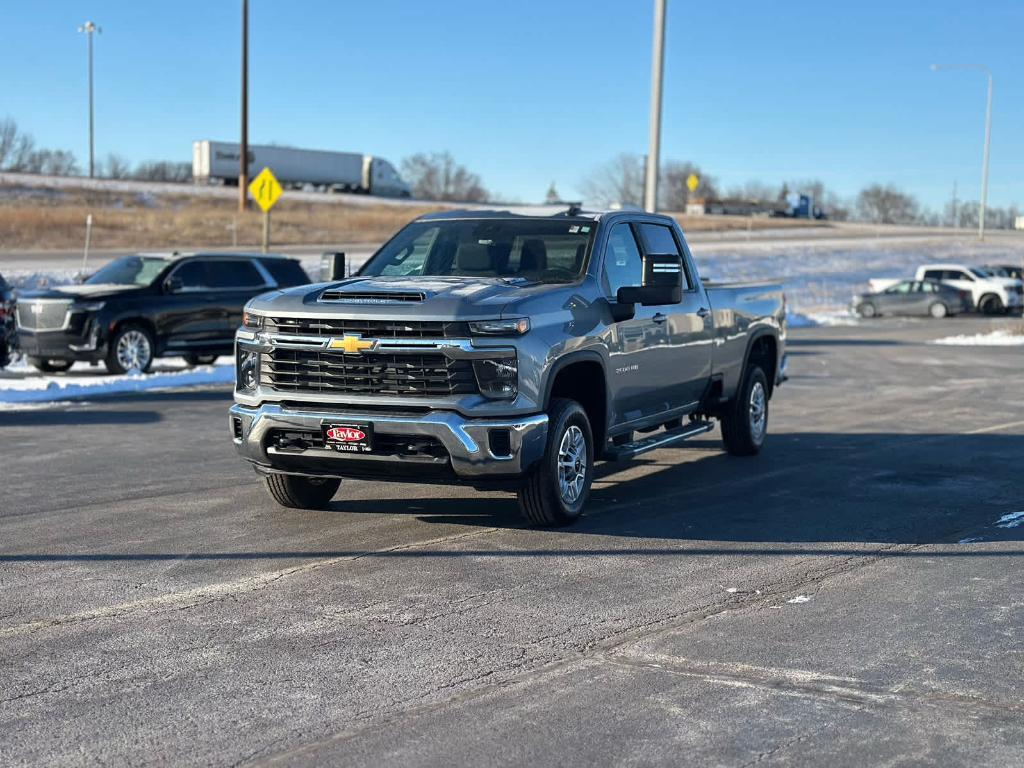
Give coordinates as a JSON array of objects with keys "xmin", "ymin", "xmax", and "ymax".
[{"xmin": 705, "ymin": 281, "xmax": 786, "ymax": 395}]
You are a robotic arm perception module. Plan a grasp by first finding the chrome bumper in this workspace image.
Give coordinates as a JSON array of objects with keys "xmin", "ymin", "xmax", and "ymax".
[{"xmin": 229, "ymin": 402, "xmax": 548, "ymax": 480}]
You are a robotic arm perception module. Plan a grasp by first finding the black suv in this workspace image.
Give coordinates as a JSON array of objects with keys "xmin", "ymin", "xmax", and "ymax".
[{"xmin": 16, "ymin": 253, "xmax": 309, "ymax": 374}]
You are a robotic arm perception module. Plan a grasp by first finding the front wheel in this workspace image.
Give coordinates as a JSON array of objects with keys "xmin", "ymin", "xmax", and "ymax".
[
  {"xmin": 263, "ymin": 474, "xmax": 341, "ymax": 510},
  {"xmin": 928, "ymin": 302, "xmax": 948, "ymax": 319},
  {"xmin": 105, "ymin": 324, "xmax": 154, "ymax": 374},
  {"xmin": 517, "ymin": 398, "xmax": 593, "ymax": 526},
  {"xmin": 979, "ymin": 294, "xmax": 1004, "ymax": 315},
  {"xmin": 29, "ymin": 357, "xmax": 73, "ymax": 374},
  {"xmin": 720, "ymin": 365, "xmax": 769, "ymax": 456},
  {"xmin": 857, "ymin": 302, "xmax": 877, "ymax": 318}
]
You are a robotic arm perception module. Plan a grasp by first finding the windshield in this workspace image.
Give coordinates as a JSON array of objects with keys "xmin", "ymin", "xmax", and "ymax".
[
  {"xmin": 85, "ymin": 256, "xmax": 169, "ymax": 286},
  {"xmin": 360, "ymin": 219, "xmax": 595, "ymax": 283}
]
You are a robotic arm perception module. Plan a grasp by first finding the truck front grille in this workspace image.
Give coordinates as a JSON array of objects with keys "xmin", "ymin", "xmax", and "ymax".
[
  {"xmin": 263, "ymin": 349, "xmax": 478, "ymax": 397},
  {"xmin": 265, "ymin": 317, "xmax": 469, "ymax": 339},
  {"xmin": 16, "ymin": 300, "xmax": 71, "ymax": 331}
]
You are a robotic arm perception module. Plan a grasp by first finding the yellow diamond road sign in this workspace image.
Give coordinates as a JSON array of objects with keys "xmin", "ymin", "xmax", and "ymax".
[
  {"xmin": 249, "ymin": 167, "xmax": 283, "ymax": 213},
  {"xmin": 686, "ymin": 173, "xmax": 700, "ymax": 192}
]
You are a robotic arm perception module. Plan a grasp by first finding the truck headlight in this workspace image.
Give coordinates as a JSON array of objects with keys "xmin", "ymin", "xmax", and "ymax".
[
  {"xmin": 72, "ymin": 301, "xmax": 106, "ymax": 312},
  {"xmin": 473, "ymin": 357, "xmax": 518, "ymax": 399},
  {"xmin": 236, "ymin": 347, "xmax": 259, "ymax": 391},
  {"xmin": 242, "ymin": 310, "xmax": 263, "ymax": 329},
  {"xmin": 469, "ymin": 318, "xmax": 530, "ymax": 336}
]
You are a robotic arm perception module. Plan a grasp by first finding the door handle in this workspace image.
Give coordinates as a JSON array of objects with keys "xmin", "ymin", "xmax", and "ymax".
[
  {"xmin": 696, "ymin": 307, "xmax": 710, "ymax": 318},
  {"xmin": 652, "ymin": 313, "xmax": 668, "ymax": 324}
]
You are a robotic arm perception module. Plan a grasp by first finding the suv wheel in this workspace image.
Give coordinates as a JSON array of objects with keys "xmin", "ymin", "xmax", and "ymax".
[
  {"xmin": 183, "ymin": 353, "xmax": 218, "ymax": 366},
  {"xmin": 106, "ymin": 324, "xmax": 155, "ymax": 374},
  {"xmin": 978, "ymin": 294, "xmax": 1004, "ymax": 315},
  {"xmin": 517, "ymin": 398, "xmax": 593, "ymax": 526},
  {"xmin": 720, "ymin": 364, "xmax": 769, "ymax": 456},
  {"xmin": 29, "ymin": 357, "xmax": 73, "ymax": 374},
  {"xmin": 263, "ymin": 474, "xmax": 341, "ymax": 510}
]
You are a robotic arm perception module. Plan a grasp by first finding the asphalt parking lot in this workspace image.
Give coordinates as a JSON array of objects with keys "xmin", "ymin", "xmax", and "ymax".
[{"xmin": 1, "ymin": 317, "xmax": 1022, "ymax": 766}]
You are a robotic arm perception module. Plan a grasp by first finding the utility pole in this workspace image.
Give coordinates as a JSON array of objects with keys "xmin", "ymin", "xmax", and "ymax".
[
  {"xmin": 239, "ymin": 0, "xmax": 249, "ymax": 212},
  {"xmin": 931, "ymin": 64, "xmax": 993, "ymax": 241},
  {"xmin": 643, "ymin": 0, "xmax": 667, "ymax": 213},
  {"xmin": 951, "ymin": 180, "xmax": 958, "ymax": 230},
  {"xmin": 77, "ymin": 21, "xmax": 100, "ymax": 178}
]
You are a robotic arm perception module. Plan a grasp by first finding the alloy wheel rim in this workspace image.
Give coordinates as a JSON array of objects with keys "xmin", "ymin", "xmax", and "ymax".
[
  {"xmin": 116, "ymin": 330, "xmax": 151, "ymax": 371},
  {"xmin": 557, "ymin": 425, "xmax": 587, "ymax": 505},
  {"xmin": 749, "ymin": 381, "xmax": 767, "ymax": 444}
]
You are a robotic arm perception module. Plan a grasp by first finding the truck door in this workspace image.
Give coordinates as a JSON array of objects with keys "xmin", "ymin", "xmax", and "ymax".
[
  {"xmin": 601, "ymin": 222, "xmax": 675, "ymax": 427},
  {"xmin": 636, "ymin": 223, "xmax": 714, "ymax": 409},
  {"xmin": 158, "ymin": 260, "xmax": 226, "ymax": 351},
  {"xmin": 202, "ymin": 258, "xmax": 274, "ymax": 336}
]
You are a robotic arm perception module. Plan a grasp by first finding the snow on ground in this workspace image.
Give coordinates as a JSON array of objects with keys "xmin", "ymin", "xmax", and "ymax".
[
  {"xmin": 930, "ymin": 330, "xmax": 1024, "ymax": 346},
  {"xmin": 0, "ymin": 358, "xmax": 233, "ymax": 406}
]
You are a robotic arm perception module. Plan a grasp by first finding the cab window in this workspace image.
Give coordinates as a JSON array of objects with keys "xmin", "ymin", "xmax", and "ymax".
[
  {"xmin": 602, "ymin": 223, "xmax": 642, "ymax": 297},
  {"xmin": 204, "ymin": 260, "xmax": 265, "ymax": 289}
]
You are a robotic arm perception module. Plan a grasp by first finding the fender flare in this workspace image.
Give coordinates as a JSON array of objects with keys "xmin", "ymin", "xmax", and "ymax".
[
  {"xmin": 740, "ymin": 328, "xmax": 780, "ymax": 393},
  {"xmin": 541, "ymin": 348, "xmax": 607, "ymax": 415}
]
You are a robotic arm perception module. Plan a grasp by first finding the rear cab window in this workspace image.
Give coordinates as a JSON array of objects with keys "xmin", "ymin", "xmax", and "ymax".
[{"xmin": 204, "ymin": 260, "xmax": 266, "ymax": 289}]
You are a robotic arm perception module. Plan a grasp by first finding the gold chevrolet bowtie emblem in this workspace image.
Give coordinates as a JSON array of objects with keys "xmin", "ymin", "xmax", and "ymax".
[{"xmin": 329, "ymin": 335, "xmax": 378, "ymax": 354}]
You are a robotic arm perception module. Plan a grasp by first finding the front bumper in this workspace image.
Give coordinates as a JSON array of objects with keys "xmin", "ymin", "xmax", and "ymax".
[
  {"xmin": 229, "ymin": 402, "xmax": 548, "ymax": 482},
  {"xmin": 17, "ymin": 322, "xmax": 103, "ymax": 361}
]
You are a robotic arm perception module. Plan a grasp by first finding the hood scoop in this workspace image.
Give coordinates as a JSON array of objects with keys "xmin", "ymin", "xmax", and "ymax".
[{"xmin": 319, "ymin": 288, "xmax": 426, "ymax": 304}]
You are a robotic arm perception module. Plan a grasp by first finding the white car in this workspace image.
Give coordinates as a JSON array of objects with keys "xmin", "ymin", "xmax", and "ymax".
[{"xmin": 870, "ymin": 264, "xmax": 1023, "ymax": 315}]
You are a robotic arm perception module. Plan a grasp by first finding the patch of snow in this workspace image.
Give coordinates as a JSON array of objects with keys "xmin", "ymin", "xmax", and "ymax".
[
  {"xmin": 725, "ymin": 587, "xmax": 739, "ymax": 593},
  {"xmin": 995, "ymin": 511, "xmax": 1024, "ymax": 529},
  {"xmin": 786, "ymin": 310, "xmax": 860, "ymax": 328},
  {"xmin": 0, "ymin": 361, "xmax": 233, "ymax": 404},
  {"xmin": 958, "ymin": 536, "xmax": 984, "ymax": 544},
  {"xmin": 787, "ymin": 595, "xmax": 811, "ymax": 604},
  {"xmin": 931, "ymin": 330, "xmax": 1024, "ymax": 347}
]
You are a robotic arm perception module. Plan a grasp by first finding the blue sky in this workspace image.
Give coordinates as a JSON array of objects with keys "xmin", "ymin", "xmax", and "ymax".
[{"xmin": 3, "ymin": 1, "xmax": 1022, "ymax": 210}]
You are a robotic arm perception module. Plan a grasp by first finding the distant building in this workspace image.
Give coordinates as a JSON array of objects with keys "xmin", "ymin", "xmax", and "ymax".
[{"xmin": 1015, "ymin": 215, "xmax": 1024, "ymax": 231}]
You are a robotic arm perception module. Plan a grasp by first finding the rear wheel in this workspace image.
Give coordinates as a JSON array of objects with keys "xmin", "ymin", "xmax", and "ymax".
[
  {"xmin": 518, "ymin": 398, "xmax": 593, "ymax": 526},
  {"xmin": 263, "ymin": 474, "xmax": 341, "ymax": 510},
  {"xmin": 857, "ymin": 302, "xmax": 877, "ymax": 318},
  {"xmin": 928, "ymin": 302, "xmax": 948, "ymax": 319},
  {"xmin": 29, "ymin": 357, "xmax": 73, "ymax": 373},
  {"xmin": 183, "ymin": 353, "xmax": 218, "ymax": 366},
  {"xmin": 720, "ymin": 365, "xmax": 769, "ymax": 456}
]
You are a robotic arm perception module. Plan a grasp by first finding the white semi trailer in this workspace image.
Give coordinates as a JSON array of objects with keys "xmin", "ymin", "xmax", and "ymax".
[{"xmin": 192, "ymin": 140, "xmax": 411, "ymax": 197}]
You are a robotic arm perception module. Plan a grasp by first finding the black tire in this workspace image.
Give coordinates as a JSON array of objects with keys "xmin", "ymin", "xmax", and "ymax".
[
  {"xmin": 978, "ymin": 294, "xmax": 1004, "ymax": 316},
  {"xmin": 263, "ymin": 474, "xmax": 341, "ymax": 510},
  {"xmin": 105, "ymin": 323, "xmax": 155, "ymax": 374},
  {"xmin": 29, "ymin": 357, "xmax": 73, "ymax": 373},
  {"xmin": 857, "ymin": 302, "xmax": 877, "ymax": 318},
  {"xmin": 720, "ymin": 365, "xmax": 769, "ymax": 457},
  {"xmin": 928, "ymin": 302, "xmax": 948, "ymax": 319},
  {"xmin": 517, "ymin": 398, "xmax": 594, "ymax": 526},
  {"xmin": 183, "ymin": 353, "xmax": 218, "ymax": 366}
]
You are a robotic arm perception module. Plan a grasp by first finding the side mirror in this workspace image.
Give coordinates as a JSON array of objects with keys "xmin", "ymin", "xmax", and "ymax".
[
  {"xmin": 164, "ymin": 276, "xmax": 184, "ymax": 293},
  {"xmin": 320, "ymin": 251, "xmax": 347, "ymax": 281},
  {"xmin": 616, "ymin": 254, "xmax": 684, "ymax": 307}
]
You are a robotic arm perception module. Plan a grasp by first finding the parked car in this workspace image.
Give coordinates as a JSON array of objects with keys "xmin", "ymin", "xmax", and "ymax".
[
  {"xmin": 16, "ymin": 252, "xmax": 309, "ymax": 374},
  {"xmin": 229, "ymin": 208, "xmax": 786, "ymax": 525},
  {"xmin": 854, "ymin": 279, "xmax": 971, "ymax": 318},
  {"xmin": 0, "ymin": 272, "xmax": 15, "ymax": 369},
  {"xmin": 870, "ymin": 264, "xmax": 1023, "ymax": 315}
]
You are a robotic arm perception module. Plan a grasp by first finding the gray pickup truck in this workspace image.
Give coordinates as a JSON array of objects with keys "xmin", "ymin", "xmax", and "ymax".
[{"xmin": 230, "ymin": 208, "xmax": 786, "ymax": 525}]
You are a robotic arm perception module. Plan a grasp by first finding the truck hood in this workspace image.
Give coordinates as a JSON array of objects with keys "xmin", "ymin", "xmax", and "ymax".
[{"xmin": 247, "ymin": 276, "xmax": 560, "ymax": 321}]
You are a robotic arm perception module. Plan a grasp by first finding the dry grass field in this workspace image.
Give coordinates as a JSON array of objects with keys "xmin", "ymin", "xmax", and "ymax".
[{"xmin": 0, "ymin": 183, "xmax": 826, "ymax": 251}]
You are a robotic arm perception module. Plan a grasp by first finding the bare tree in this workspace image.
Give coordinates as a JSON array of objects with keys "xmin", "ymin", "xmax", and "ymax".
[
  {"xmin": 726, "ymin": 180, "xmax": 777, "ymax": 201},
  {"xmin": 132, "ymin": 161, "xmax": 192, "ymax": 182},
  {"xmin": 579, "ymin": 153, "xmax": 645, "ymax": 208},
  {"xmin": 0, "ymin": 118, "xmax": 19, "ymax": 168},
  {"xmin": 401, "ymin": 152, "xmax": 488, "ymax": 202},
  {"xmin": 99, "ymin": 153, "xmax": 132, "ymax": 179},
  {"xmin": 660, "ymin": 160, "xmax": 718, "ymax": 211},
  {"xmin": 0, "ymin": 117, "xmax": 38, "ymax": 171},
  {"xmin": 856, "ymin": 184, "xmax": 919, "ymax": 224}
]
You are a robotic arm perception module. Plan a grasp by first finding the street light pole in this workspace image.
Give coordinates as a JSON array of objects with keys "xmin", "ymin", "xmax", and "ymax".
[
  {"xmin": 644, "ymin": 0, "xmax": 667, "ymax": 213},
  {"xmin": 239, "ymin": 0, "xmax": 249, "ymax": 212},
  {"xmin": 931, "ymin": 64, "xmax": 993, "ymax": 241},
  {"xmin": 77, "ymin": 21, "xmax": 100, "ymax": 178}
]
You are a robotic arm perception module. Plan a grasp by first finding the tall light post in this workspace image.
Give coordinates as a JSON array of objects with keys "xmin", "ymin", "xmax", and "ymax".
[
  {"xmin": 239, "ymin": 0, "xmax": 249, "ymax": 212},
  {"xmin": 931, "ymin": 63, "xmax": 992, "ymax": 241},
  {"xmin": 77, "ymin": 21, "xmax": 101, "ymax": 178},
  {"xmin": 644, "ymin": 0, "xmax": 667, "ymax": 213}
]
